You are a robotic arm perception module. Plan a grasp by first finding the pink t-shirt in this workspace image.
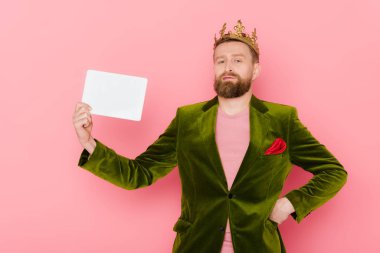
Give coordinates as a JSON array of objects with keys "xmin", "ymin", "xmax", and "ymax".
[{"xmin": 215, "ymin": 105, "xmax": 250, "ymax": 253}]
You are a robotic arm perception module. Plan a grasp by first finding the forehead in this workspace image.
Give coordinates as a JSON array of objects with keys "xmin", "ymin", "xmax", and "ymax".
[{"xmin": 214, "ymin": 41, "xmax": 251, "ymax": 58}]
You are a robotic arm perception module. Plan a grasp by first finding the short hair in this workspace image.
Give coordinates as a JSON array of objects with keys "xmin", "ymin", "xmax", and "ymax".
[{"xmin": 213, "ymin": 39, "xmax": 259, "ymax": 64}]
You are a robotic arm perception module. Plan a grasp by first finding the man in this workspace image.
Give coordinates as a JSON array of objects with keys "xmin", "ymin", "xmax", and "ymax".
[{"xmin": 73, "ymin": 20, "xmax": 348, "ymax": 253}]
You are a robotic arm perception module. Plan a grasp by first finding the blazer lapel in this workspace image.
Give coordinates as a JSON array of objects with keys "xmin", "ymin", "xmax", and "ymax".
[{"xmin": 197, "ymin": 94, "xmax": 271, "ymax": 191}]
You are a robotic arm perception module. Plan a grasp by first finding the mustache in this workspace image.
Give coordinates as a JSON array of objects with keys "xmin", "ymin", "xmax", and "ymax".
[
  {"xmin": 222, "ymin": 72, "xmax": 238, "ymax": 77},
  {"xmin": 217, "ymin": 72, "xmax": 240, "ymax": 80}
]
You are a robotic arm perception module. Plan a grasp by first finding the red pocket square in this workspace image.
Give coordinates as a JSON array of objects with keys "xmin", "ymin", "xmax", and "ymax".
[{"xmin": 264, "ymin": 137, "xmax": 287, "ymax": 155}]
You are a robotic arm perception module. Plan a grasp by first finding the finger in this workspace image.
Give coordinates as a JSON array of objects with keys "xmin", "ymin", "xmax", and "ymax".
[
  {"xmin": 75, "ymin": 112, "xmax": 90, "ymax": 121},
  {"xmin": 75, "ymin": 117, "xmax": 91, "ymax": 128},
  {"xmin": 74, "ymin": 110, "xmax": 92, "ymax": 122},
  {"xmin": 75, "ymin": 102, "xmax": 92, "ymax": 113},
  {"xmin": 74, "ymin": 112, "xmax": 92, "ymax": 124},
  {"xmin": 75, "ymin": 102, "xmax": 82, "ymax": 112},
  {"xmin": 75, "ymin": 102, "xmax": 88, "ymax": 112},
  {"xmin": 77, "ymin": 106, "xmax": 92, "ymax": 115},
  {"xmin": 73, "ymin": 108, "xmax": 92, "ymax": 121}
]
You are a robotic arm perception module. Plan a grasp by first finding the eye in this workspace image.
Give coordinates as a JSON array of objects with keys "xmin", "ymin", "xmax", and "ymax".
[
  {"xmin": 235, "ymin": 59, "xmax": 242, "ymax": 63},
  {"xmin": 217, "ymin": 60, "xmax": 224, "ymax": 64}
]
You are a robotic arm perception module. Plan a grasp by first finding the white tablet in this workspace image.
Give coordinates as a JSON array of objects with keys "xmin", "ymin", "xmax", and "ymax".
[{"xmin": 82, "ymin": 69, "xmax": 148, "ymax": 121}]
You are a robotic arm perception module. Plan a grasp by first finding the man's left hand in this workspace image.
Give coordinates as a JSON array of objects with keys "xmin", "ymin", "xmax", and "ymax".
[{"xmin": 269, "ymin": 197, "xmax": 295, "ymax": 225}]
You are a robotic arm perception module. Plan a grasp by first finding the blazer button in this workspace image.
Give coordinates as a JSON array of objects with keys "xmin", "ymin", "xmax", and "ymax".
[
  {"xmin": 219, "ymin": 226, "xmax": 225, "ymax": 232},
  {"xmin": 228, "ymin": 193, "xmax": 234, "ymax": 199}
]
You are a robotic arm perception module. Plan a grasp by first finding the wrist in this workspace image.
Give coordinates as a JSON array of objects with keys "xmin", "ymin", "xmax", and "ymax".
[
  {"xmin": 83, "ymin": 137, "xmax": 96, "ymax": 155},
  {"xmin": 283, "ymin": 197, "xmax": 295, "ymax": 213}
]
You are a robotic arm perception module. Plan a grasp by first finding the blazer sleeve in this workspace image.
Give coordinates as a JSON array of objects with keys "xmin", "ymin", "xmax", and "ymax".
[
  {"xmin": 77, "ymin": 109, "xmax": 179, "ymax": 190},
  {"xmin": 285, "ymin": 107, "xmax": 348, "ymax": 224}
]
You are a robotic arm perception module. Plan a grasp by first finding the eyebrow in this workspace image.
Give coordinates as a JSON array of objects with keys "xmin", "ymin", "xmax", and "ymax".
[{"xmin": 215, "ymin": 54, "xmax": 246, "ymax": 59}]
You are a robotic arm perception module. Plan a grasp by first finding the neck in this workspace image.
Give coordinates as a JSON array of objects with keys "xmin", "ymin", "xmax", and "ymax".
[{"xmin": 217, "ymin": 89, "xmax": 252, "ymax": 116}]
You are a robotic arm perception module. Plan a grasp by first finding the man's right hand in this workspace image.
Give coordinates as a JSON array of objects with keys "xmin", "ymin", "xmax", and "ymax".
[{"xmin": 73, "ymin": 102, "xmax": 96, "ymax": 154}]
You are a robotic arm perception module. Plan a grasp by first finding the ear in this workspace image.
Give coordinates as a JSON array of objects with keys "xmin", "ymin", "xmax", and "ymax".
[{"xmin": 251, "ymin": 62, "xmax": 261, "ymax": 80}]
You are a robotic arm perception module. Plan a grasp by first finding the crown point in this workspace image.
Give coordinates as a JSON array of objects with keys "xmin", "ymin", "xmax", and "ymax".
[
  {"xmin": 219, "ymin": 23, "xmax": 227, "ymax": 37},
  {"xmin": 234, "ymin": 19, "xmax": 245, "ymax": 35}
]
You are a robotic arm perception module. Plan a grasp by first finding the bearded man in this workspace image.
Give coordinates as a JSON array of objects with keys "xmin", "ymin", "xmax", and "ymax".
[{"xmin": 73, "ymin": 20, "xmax": 348, "ymax": 253}]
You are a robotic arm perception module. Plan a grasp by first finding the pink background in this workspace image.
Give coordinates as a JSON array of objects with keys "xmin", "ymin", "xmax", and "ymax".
[{"xmin": 1, "ymin": 0, "xmax": 379, "ymax": 252}]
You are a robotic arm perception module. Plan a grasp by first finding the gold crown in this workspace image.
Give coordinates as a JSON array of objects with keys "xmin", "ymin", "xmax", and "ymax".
[{"xmin": 214, "ymin": 20, "xmax": 260, "ymax": 58}]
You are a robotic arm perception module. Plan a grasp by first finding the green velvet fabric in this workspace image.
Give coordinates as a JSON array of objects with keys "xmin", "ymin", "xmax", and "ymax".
[{"xmin": 78, "ymin": 94, "xmax": 348, "ymax": 253}]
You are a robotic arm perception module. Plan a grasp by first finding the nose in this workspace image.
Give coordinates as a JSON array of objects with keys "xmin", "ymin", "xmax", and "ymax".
[{"xmin": 225, "ymin": 60, "xmax": 233, "ymax": 72}]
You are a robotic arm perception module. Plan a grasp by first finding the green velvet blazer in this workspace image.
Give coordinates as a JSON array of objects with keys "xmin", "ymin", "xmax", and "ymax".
[{"xmin": 78, "ymin": 94, "xmax": 348, "ymax": 253}]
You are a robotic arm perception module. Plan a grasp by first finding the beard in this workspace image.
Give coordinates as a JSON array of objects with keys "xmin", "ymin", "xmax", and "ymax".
[{"xmin": 213, "ymin": 72, "xmax": 252, "ymax": 98}]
